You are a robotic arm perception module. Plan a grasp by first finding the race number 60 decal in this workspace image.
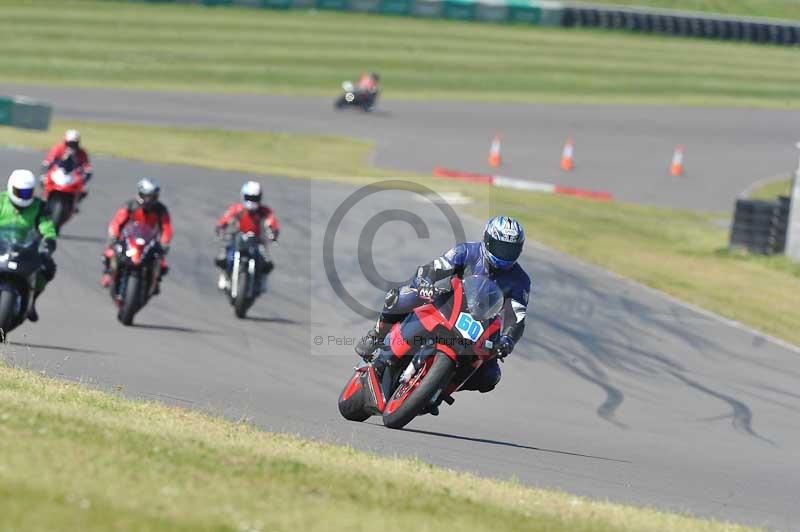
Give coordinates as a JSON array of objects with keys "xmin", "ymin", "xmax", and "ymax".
[{"xmin": 455, "ymin": 312, "xmax": 484, "ymax": 341}]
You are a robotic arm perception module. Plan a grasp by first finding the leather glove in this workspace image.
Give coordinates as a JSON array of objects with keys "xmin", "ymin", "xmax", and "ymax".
[
  {"xmin": 492, "ymin": 335, "xmax": 514, "ymax": 359},
  {"xmin": 215, "ymin": 226, "xmax": 225, "ymax": 238},
  {"xmin": 415, "ymin": 276, "xmax": 435, "ymax": 300}
]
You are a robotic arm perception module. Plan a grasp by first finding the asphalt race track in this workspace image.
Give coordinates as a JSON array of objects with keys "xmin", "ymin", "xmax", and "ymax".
[
  {"xmin": 2, "ymin": 145, "xmax": 799, "ymax": 529},
  {"xmin": 2, "ymin": 83, "xmax": 800, "ymax": 211}
]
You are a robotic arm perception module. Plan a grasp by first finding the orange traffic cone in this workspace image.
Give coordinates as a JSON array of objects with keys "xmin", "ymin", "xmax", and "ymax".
[
  {"xmin": 488, "ymin": 134, "xmax": 502, "ymax": 167},
  {"xmin": 560, "ymin": 137, "xmax": 575, "ymax": 171},
  {"xmin": 670, "ymin": 145, "xmax": 684, "ymax": 176}
]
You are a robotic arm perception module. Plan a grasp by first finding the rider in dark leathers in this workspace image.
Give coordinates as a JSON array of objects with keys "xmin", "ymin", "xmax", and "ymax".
[{"xmin": 356, "ymin": 216, "xmax": 530, "ymax": 396}]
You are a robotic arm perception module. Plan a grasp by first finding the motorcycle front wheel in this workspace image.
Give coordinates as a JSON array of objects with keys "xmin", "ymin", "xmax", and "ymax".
[
  {"xmin": 118, "ymin": 275, "xmax": 140, "ymax": 326},
  {"xmin": 382, "ymin": 354, "xmax": 455, "ymax": 430},
  {"xmin": 48, "ymin": 194, "xmax": 74, "ymax": 234},
  {"xmin": 0, "ymin": 288, "xmax": 19, "ymax": 339},
  {"xmin": 233, "ymin": 270, "xmax": 251, "ymax": 319}
]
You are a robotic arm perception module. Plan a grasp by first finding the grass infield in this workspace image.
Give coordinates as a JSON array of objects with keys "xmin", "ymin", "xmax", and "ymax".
[
  {"xmin": 0, "ymin": 0, "xmax": 798, "ymax": 107},
  {"xmin": 0, "ymin": 363, "xmax": 757, "ymax": 532}
]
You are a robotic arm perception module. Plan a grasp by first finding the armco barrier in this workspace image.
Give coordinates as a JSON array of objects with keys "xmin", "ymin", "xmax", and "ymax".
[
  {"xmin": 107, "ymin": 0, "xmax": 800, "ymax": 45},
  {"xmin": 106, "ymin": 0, "xmax": 564, "ymax": 26},
  {"xmin": 0, "ymin": 96, "xmax": 52, "ymax": 131},
  {"xmin": 562, "ymin": 3, "xmax": 800, "ymax": 46}
]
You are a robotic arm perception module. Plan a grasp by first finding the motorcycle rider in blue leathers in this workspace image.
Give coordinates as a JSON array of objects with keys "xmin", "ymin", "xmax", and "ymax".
[{"xmin": 355, "ymin": 216, "xmax": 530, "ymax": 401}]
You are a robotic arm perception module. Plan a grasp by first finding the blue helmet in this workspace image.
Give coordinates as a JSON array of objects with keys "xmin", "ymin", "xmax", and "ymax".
[{"xmin": 482, "ymin": 216, "xmax": 525, "ymax": 270}]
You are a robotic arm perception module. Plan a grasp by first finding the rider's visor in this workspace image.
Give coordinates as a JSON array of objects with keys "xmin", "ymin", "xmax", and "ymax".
[
  {"xmin": 484, "ymin": 238, "xmax": 522, "ymax": 263},
  {"xmin": 243, "ymin": 194, "xmax": 261, "ymax": 205},
  {"xmin": 66, "ymin": 141, "xmax": 79, "ymax": 150},
  {"xmin": 13, "ymin": 187, "xmax": 34, "ymax": 200}
]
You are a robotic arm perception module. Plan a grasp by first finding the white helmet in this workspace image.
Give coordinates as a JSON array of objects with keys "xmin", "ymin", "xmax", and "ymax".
[
  {"xmin": 241, "ymin": 181, "xmax": 262, "ymax": 211},
  {"xmin": 7, "ymin": 169, "xmax": 37, "ymax": 208},
  {"xmin": 64, "ymin": 129, "xmax": 80, "ymax": 148}
]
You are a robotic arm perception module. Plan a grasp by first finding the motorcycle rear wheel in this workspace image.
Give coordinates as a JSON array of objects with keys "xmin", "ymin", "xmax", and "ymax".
[
  {"xmin": 118, "ymin": 275, "xmax": 140, "ymax": 326},
  {"xmin": 338, "ymin": 370, "xmax": 372, "ymax": 422},
  {"xmin": 382, "ymin": 354, "xmax": 455, "ymax": 430}
]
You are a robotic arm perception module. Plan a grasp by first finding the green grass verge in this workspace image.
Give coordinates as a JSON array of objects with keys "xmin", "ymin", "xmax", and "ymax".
[
  {"xmin": 3, "ymin": 119, "xmax": 800, "ymax": 345},
  {"xmin": 0, "ymin": 120, "xmax": 411, "ymax": 181},
  {"xmin": 747, "ymin": 176, "xmax": 793, "ymax": 200},
  {"xmin": 575, "ymin": 0, "xmax": 800, "ymax": 21},
  {"xmin": 1, "ymin": 0, "xmax": 799, "ymax": 107},
  {"xmin": 0, "ymin": 363, "xmax": 755, "ymax": 531}
]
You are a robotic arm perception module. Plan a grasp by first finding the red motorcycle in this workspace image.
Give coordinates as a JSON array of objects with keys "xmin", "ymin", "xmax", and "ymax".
[
  {"xmin": 108, "ymin": 223, "xmax": 163, "ymax": 326},
  {"xmin": 42, "ymin": 161, "xmax": 86, "ymax": 233},
  {"xmin": 338, "ymin": 275, "xmax": 504, "ymax": 429}
]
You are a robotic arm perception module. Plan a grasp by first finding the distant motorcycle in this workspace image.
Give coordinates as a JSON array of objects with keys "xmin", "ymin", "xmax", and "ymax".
[
  {"xmin": 109, "ymin": 222, "xmax": 163, "ymax": 326},
  {"xmin": 0, "ymin": 227, "xmax": 43, "ymax": 337},
  {"xmin": 219, "ymin": 231, "xmax": 271, "ymax": 319},
  {"xmin": 334, "ymin": 81, "xmax": 378, "ymax": 112},
  {"xmin": 41, "ymin": 159, "xmax": 86, "ymax": 233},
  {"xmin": 338, "ymin": 275, "xmax": 505, "ymax": 429}
]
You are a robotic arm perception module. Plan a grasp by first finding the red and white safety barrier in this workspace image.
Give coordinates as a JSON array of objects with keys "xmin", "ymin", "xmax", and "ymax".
[{"xmin": 432, "ymin": 167, "xmax": 613, "ymax": 201}]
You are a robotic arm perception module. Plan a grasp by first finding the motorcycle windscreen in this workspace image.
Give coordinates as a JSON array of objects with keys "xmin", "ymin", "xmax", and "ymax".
[
  {"xmin": 0, "ymin": 226, "xmax": 40, "ymax": 250},
  {"xmin": 462, "ymin": 275, "xmax": 504, "ymax": 321},
  {"xmin": 121, "ymin": 222, "xmax": 158, "ymax": 243}
]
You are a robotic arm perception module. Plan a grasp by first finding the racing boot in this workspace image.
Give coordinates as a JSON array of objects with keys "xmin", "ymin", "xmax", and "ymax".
[
  {"xmin": 153, "ymin": 259, "xmax": 168, "ymax": 296},
  {"xmin": 355, "ymin": 328, "xmax": 380, "ymax": 361},
  {"xmin": 26, "ymin": 289, "xmax": 43, "ymax": 323},
  {"xmin": 100, "ymin": 249, "xmax": 113, "ymax": 287},
  {"xmin": 355, "ymin": 315, "xmax": 395, "ymax": 361},
  {"xmin": 217, "ymin": 272, "xmax": 228, "ymax": 291}
]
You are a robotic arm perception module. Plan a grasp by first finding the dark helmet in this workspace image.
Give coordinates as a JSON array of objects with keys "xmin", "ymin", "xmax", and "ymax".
[
  {"xmin": 137, "ymin": 177, "xmax": 160, "ymax": 208},
  {"xmin": 481, "ymin": 216, "xmax": 525, "ymax": 270},
  {"xmin": 370, "ymin": 72, "xmax": 380, "ymax": 82}
]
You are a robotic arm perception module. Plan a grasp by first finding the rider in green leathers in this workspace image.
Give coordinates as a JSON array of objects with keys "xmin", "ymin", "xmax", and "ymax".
[{"xmin": 0, "ymin": 170, "xmax": 58, "ymax": 322}]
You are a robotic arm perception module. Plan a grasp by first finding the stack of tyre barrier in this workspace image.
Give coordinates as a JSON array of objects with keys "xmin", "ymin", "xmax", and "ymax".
[
  {"xmin": 562, "ymin": 3, "xmax": 800, "ymax": 46},
  {"xmin": 729, "ymin": 197, "xmax": 791, "ymax": 255}
]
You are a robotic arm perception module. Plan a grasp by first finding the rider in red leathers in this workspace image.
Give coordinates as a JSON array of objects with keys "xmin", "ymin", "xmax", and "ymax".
[
  {"xmin": 356, "ymin": 72, "xmax": 380, "ymax": 94},
  {"xmin": 214, "ymin": 181, "xmax": 279, "ymax": 291},
  {"xmin": 101, "ymin": 178, "xmax": 172, "ymax": 289},
  {"xmin": 41, "ymin": 129, "xmax": 93, "ymax": 185}
]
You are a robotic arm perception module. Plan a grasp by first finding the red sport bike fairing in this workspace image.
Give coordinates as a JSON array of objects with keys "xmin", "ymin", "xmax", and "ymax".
[
  {"xmin": 42, "ymin": 161, "xmax": 86, "ymax": 233},
  {"xmin": 109, "ymin": 222, "xmax": 162, "ymax": 326},
  {"xmin": 338, "ymin": 275, "xmax": 505, "ymax": 429}
]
